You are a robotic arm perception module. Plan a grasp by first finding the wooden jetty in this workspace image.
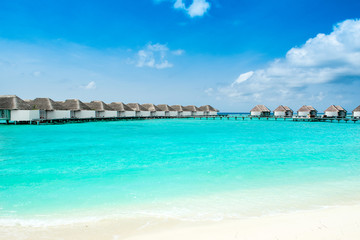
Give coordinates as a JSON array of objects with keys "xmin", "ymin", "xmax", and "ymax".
[
  {"xmin": 191, "ymin": 115, "xmax": 359, "ymax": 123},
  {"xmin": 2, "ymin": 114, "xmax": 359, "ymax": 125},
  {"xmin": 0, "ymin": 115, "xmax": 195, "ymax": 125}
]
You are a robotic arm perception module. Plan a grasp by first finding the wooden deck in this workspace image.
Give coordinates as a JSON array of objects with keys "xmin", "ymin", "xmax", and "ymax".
[
  {"xmin": 1, "ymin": 115, "xmax": 359, "ymax": 125},
  {"xmin": 191, "ymin": 115, "xmax": 359, "ymax": 123},
  {"xmin": 0, "ymin": 116, "xmax": 196, "ymax": 125}
]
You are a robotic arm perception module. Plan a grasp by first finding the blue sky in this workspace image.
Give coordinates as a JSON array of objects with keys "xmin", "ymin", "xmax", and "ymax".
[{"xmin": 1, "ymin": 0, "xmax": 360, "ymax": 111}]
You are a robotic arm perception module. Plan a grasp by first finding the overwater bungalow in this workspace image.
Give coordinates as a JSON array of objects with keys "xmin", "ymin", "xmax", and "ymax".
[
  {"xmin": 85, "ymin": 101, "xmax": 116, "ymax": 118},
  {"xmin": 127, "ymin": 103, "xmax": 148, "ymax": 117},
  {"xmin": 0, "ymin": 95, "xmax": 39, "ymax": 122},
  {"xmin": 353, "ymin": 105, "xmax": 360, "ymax": 119},
  {"xmin": 297, "ymin": 105, "xmax": 318, "ymax": 118},
  {"xmin": 27, "ymin": 98, "xmax": 70, "ymax": 120},
  {"xmin": 108, "ymin": 102, "xmax": 134, "ymax": 117},
  {"xmin": 184, "ymin": 105, "xmax": 203, "ymax": 116},
  {"xmin": 156, "ymin": 104, "xmax": 177, "ymax": 117},
  {"xmin": 324, "ymin": 105, "xmax": 347, "ymax": 118},
  {"xmin": 141, "ymin": 104, "xmax": 161, "ymax": 117},
  {"xmin": 250, "ymin": 105, "xmax": 271, "ymax": 117},
  {"xmin": 273, "ymin": 105, "xmax": 293, "ymax": 117},
  {"xmin": 180, "ymin": 105, "xmax": 195, "ymax": 116},
  {"xmin": 62, "ymin": 99, "xmax": 95, "ymax": 119},
  {"xmin": 171, "ymin": 105, "xmax": 190, "ymax": 117},
  {"xmin": 199, "ymin": 105, "xmax": 219, "ymax": 116}
]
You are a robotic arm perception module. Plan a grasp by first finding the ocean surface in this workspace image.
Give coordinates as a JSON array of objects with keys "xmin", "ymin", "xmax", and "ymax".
[{"xmin": 1, "ymin": 118, "xmax": 360, "ymax": 226}]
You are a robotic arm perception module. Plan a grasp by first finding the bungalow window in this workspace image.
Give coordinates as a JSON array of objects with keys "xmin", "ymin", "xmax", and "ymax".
[{"xmin": 0, "ymin": 110, "xmax": 10, "ymax": 119}]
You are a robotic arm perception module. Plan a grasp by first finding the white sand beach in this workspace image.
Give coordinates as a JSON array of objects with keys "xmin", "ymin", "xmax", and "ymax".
[{"xmin": 1, "ymin": 204, "xmax": 360, "ymax": 240}]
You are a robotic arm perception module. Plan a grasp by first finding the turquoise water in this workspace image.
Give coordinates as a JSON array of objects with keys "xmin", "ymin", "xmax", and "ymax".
[{"xmin": 1, "ymin": 119, "xmax": 360, "ymax": 225}]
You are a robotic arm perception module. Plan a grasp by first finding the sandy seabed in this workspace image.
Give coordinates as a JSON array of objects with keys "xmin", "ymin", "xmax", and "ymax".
[{"xmin": 1, "ymin": 204, "xmax": 360, "ymax": 240}]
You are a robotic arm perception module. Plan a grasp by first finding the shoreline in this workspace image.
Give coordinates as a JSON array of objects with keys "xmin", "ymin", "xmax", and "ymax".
[
  {"xmin": 1, "ymin": 203, "xmax": 360, "ymax": 240},
  {"xmin": 129, "ymin": 203, "xmax": 360, "ymax": 240}
]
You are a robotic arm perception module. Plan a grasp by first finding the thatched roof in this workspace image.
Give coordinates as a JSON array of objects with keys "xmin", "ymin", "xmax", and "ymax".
[
  {"xmin": 353, "ymin": 105, "xmax": 360, "ymax": 113},
  {"xmin": 250, "ymin": 105, "xmax": 271, "ymax": 112},
  {"xmin": 274, "ymin": 105, "xmax": 293, "ymax": 112},
  {"xmin": 297, "ymin": 105, "xmax": 317, "ymax": 112},
  {"xmin": 171, "ymin": 105, "xmax": 185, "ymax": 112},
  {"xmin": 0, "ymin": 95, "xmax": 31, "ymax": 110},
  {"xmin": 141, "ymin": 103, "xmax": 161, "ymax": 112},
  {"xmin": 27, "ymin": 98, "xmax": 66, "ymax": 110},
  {"xmin": 335, "ymin": 105, "xmax": 346, "ymax": 111},
  {"xmin": 127, "ymin": 103, "xmax": 147, "ymax": 111},
  {"xmin": 199, "ymin": 105, "xmax": 219, "ymax": 112},
  {"xmin": 62, "ymin": 99, "xmax": 92, "ymax": 110},
  {"xmin": 156, "ymin": 104, "xmax": 176, "ymax": 111},
  {"xmin": 85, "ymin": 101, "xmax": 113, "ymax": 111},
  {"xmin": 183, "ymin": 105, "xmax": 201, "ymax": 112},
  {"xmin": 325, "ymin": 105, "xmax": 347, "ymax": 113},
  {"xmin": 108, "ymin": 102, "xmax": 133, "ymax": 111}
]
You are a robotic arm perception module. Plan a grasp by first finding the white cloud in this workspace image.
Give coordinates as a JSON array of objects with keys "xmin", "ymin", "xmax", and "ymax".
[
  {"xmin": 187, "ymin": 0, "xmax": 210, "ymax": 17},
  {"xmin": 173, "ymin": 0, "xmax": 210, "ymax": 17},
  {"xmin": 231, "ymin": 71, "xmax": 254, "ymax": 86},
  {"xmin": 204, "ymin": 87, "xmax": 214, "ymax": 96},
  {"xmin": 174, "ymin": 0, "xmax": 185, "ymax": 9},
  {"xmin": 136, "ymin": 43, "xmax": 177, "ymax": 69},
  {"xmin": 83, "ymin": 81, "xmax": 96, "ymax": 90},
  {"xmin": 217, "ymin": 19, "xmax": 360, "ymax": 103},
  {"xmin": 172, "ymin": 49, "xmax": 185, "ymax": 56},
  {"xmin": 154, "ymin": 60, "xmax": 173, "ymax": 69}
]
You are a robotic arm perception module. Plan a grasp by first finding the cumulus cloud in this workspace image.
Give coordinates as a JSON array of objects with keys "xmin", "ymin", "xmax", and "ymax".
[
  {"xmin": 218, "ymin": 19, "xmax": 360, "ymax": 103},
  {"xmin": 174, "ymin": 0, "xmax": 185, "ymax": 9},
  {"xmin": 83, "ymin": 81, "xmax": 96, "ymax": 90},
  {"xmin": 174, "ymin": 0, "xmax": 210, "ymax": 17},
  {"xmin": 135, "ymin": 43, "xmax": 183, "ymax": 69}
]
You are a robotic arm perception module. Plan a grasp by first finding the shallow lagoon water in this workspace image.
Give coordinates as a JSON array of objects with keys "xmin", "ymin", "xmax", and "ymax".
[{"xmin": 1, "ymin": 119, "xmax": 360, "ymax": 225}]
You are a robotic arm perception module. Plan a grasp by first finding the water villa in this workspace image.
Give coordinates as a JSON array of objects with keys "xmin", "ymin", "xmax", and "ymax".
[
  {"xmin": 250, "ymin": 105, "xmax": 271, "ymax": 117},
  {"xmin": 85, "ymin": 101, "xmax": 116, "ymax": 118},
  {"xmin": 61, "ymin": 99, "xmax": 95, "ymax": 119},
  {"xmin": 199, "ymin": 105, "xmax": 219, "ymax": 116},
  {"xmin": 273, "ymin": 105, "xmax": 293, "ymax": 117},
  {"xmin": 156, "ymin": 104, "xmax": 177, "ymax": 117},
  {"xmin": 171, "ymin": 105, "xmax": 186, "ymax": 117},
  {"xmin": 141, "ymin": 104, "xmax": 162, "ymax": 117},
  {"xmin": 353, "ymin": 105, "xmax": 360, "ymax": 119},
  {"xmin": 27, "ymin": 98, "xmax": 70, "ymax": 120},
  {"xmin": 108, "ymin": 102, "xmax": 134, "ymax": 117},
  {"xmin": 127, "ymin": 103, "xmax": 150, "ymax": 117},
  {"xmin": 184, "ymin": 105, "xmax": 203, "ymax": 116},
  {"xmin": 0, "ymin": 95, "xmax": 37, "ymax": 122},
  {"xmin": 297, "ymin": 105, "xmax": 318, "ymax": 118},
  {"xmin": 324, "ymin": 105, "xmax": 347, "ymax": 118}
]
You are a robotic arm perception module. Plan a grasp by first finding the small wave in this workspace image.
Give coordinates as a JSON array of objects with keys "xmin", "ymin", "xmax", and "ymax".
[{"xmin": 0, "ymin": 216, "xmax": 104, "ymax": 227}]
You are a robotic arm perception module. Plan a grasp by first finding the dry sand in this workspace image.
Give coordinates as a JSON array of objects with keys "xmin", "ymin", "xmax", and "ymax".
[{"xmin": 1, "ymin": 204, "xmax": 360, "ymax": 240}]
